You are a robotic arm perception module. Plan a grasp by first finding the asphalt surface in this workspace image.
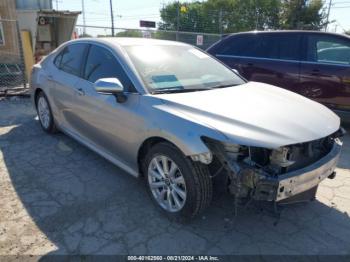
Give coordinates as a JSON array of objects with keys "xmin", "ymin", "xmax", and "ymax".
[{"xmin": 0, "ymin": 97, "xmax": 350, "ymax": 256}]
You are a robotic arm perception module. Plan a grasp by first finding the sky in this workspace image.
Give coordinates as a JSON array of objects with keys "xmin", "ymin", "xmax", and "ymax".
[{"xmin": 55, "ymin": 0, "xmax": 350, "ymax": 36}]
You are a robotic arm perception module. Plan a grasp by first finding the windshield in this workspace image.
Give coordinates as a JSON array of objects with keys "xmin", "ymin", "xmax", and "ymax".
[{"xmin": 124, "ymin": 44, "xmax": 245, "ymax": 93}]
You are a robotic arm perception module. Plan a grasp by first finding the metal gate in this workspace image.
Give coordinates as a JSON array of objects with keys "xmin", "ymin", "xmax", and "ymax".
[
  {"xmin": 75, "ymin": 25, "xmax": 222, "ymax": 50},
  {"xmin": 0, "ymin": 18, "xmax": 27, "ymax": 96}
]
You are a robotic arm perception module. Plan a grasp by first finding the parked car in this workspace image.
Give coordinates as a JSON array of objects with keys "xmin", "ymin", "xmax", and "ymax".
[
  {"xmin": 207, "ymin": 31, "xmax": 350, "ymax": 121},
  {"xmin": 31, "ymin": 38, "xmax": 344, "ymax": 220},
  {"xmin": 0, "ymin": 63, "xmax": 23, "ymax": 87}
]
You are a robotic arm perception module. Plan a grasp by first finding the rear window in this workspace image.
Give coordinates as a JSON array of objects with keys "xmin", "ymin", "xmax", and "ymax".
[
  {"xmin": 59, "ymin": 43, "xmax": 88, "ymax": 77},
  {"xmin": 217, "ymin": 34, "xmax": 301, "ymax": 61},
  {"xmin": 53, "ymin": 52, "xmax": 63, "ymax": 68}
]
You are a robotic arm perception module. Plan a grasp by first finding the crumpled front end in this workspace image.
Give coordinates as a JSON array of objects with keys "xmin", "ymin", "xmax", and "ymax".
[{"xmin": 203, "ymin": 128, "xmax": 345, "ymax": 204}]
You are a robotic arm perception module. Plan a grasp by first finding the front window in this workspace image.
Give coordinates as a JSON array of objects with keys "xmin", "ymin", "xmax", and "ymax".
[
  {"xmin": 307, "ymin": 35, "xmax": 350, "ymax": 65},
  {"xmin": 124, "ymin": 44, "xmax": 245, "ymax": 93}
]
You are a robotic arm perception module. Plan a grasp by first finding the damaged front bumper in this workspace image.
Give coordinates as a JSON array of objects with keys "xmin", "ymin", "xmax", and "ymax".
[
  {"xmin": 204, "ymin": 135, "xmax": 343, "ymax": 204},
  {"xmin": 255, "ymin": 138, "xmax": 342, "ymax": 202}
]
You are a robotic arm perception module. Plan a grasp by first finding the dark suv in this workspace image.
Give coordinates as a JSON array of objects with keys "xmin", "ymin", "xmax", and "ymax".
[{"xmin": 207, "ymin": 31, "xmax": 350, "ymax": 120}]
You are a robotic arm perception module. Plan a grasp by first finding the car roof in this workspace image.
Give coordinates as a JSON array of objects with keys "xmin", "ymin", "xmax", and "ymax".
[
  {"xmin": 68, "ymin": 37, "xmax": 189, "ymax": 47},
  {"xmin": 224, "ymin": 30, "xmax": 350, "ymax": 39}
]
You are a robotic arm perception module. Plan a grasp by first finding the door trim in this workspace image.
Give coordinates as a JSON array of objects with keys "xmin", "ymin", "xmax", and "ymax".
[
  {"xmin": 215, "ymin": 54, "xmax": 300, "ymax": 64},
  {"xmin": 59, "ymin": 124, "xmax": 139, "ymax": 177}
]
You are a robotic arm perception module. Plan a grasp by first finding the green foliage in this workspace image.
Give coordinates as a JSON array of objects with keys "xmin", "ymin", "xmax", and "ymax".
[
  {"xmin": 79, "ymin": 33, "xmax": 93, "ymax": 38},
  {"xmin": 279, "ymin": 0, "xmax": 327, "ymax": 30},
  {"xmin": 158, "ymin": 0, "xmax": 326, "ymax": 33},
  {"xmin": 115, "ymin": 30, "xmax": 143, "ymax": 37}
]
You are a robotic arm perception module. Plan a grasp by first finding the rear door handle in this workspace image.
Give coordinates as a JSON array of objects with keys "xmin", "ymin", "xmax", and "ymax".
[
  {"xmin": 247, "ymin": 63, "xmax": 254, "ymax": 66},
  {"xmin": 47, "ymin": 74, "xmax": 53, "ymax": 80},
  {"xmin": 311, "ymin": 69, "xmax": 320, "ymax": 75},
  {"xmin": 75, "ymin": 88, "xmax": 85, "ymax": 96}
]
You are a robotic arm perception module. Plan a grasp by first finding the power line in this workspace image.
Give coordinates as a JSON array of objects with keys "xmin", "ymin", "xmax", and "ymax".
[
  {"xmin": 333, "ymin": 1, "xmax": 350, "ymax": 4},
  {"xmin": 331, "ymin": 5, "xmax": 350, "ymax": 8}
]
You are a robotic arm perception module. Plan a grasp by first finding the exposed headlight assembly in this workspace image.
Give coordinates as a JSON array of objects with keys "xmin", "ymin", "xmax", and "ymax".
[
  {"xmin": 270, "ymin": 147, "xmax": 295, "ymax": 168},
  {"xmin": 201, "ymin": 137, "xmax": 246, "ymax": 163},
  {"xmin": 222, "ymin": 141, "xmax": 241, "ymax": 153},
  {"xmin": 190, "ymin": 152, "xmax": 213, "ymax": 164}
]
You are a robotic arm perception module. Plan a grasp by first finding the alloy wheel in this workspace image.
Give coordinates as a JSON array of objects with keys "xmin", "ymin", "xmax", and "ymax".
[
  {"xmin": 37, "ymin": 96, "xmax": 51, "ymax": 129},
  {"xmin": 147, "ymin": 155, "xmax": 187, "ymax": 212}
]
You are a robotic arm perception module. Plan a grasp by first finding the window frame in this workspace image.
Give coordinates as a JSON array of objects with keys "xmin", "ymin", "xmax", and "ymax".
[
  {"xmin": 53, "ymin": 51, "xmax": 63, "ymax": 69},
  {"xmin": 82, "ymin": 43, "xmax": 137, "ymax": 93},
  {"xmin": 0, "ymin": 17, "xmax": 5, "ymax": 46},
  {"xmin": 53, "ymin": 43, "xmax": 89, "ymax": 77}
]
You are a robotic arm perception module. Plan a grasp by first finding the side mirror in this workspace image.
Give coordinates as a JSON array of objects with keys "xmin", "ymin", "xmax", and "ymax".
[{"xmin": 94, "ymin": 78, "xmax": 127, "ymax": 103}]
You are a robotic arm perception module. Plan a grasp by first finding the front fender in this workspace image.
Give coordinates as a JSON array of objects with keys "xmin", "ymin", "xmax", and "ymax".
[{"xmin": 137, "ymin": 99, "xmax": 227, "ymax": 158}]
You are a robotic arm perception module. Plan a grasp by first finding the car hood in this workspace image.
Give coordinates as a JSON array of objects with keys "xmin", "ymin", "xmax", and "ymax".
[{"xmin": 156, "ymin": 82, "xmax": 340, "ymax": 148}]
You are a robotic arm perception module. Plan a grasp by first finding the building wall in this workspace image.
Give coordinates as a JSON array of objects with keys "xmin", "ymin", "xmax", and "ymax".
[
  {"xmin": 16, "ymin": 0, "xmax": 52, "ymax": 10},
  {"xmin": 0, "ymin": 0, "xmax": 20, "ymax": 64}
]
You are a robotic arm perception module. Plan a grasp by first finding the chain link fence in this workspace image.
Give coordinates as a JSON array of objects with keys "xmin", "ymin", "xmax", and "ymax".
[
  {"xmin": 0, "ymin": 18, "xmax": 27, "ymax": 96},
  {"xmin": 76, "ymin": 25, "xmax": 222, "ymax": 50}
]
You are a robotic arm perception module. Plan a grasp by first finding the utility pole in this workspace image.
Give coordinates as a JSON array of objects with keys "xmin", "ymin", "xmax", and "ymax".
[
  {"xmin": 325, "ymin": 0, "xmax": 333, "ymax": 32},
  {"xmin": 110, "ymin": 0, "xmax": 115, "ymax": 36},
  {"xmin": 255, "ymin": 0, "xmax": 258, "ymax": 30},
  {"xmin": 219, "ymin": 9, "xmax": 223, "ymax": 36},
  {"xmin": 82, "ymin": 0, "xmax": 86, "ymax": 35},
  {"xmin": 176, "ymin": 1, "xmax": 180, "ymax": 41},
  {"xmin": 54, "ymin": 0, "xmax": 59, "ymax": 10}
]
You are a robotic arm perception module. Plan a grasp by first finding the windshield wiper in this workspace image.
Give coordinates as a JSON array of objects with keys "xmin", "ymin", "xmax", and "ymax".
[
  {"xmin": 152, "ymin": 88, "xmax": 212, "ymax": 94},
  {"xmin": 209, "ymin": 84, "xmax": 238, "ymax": 89}
]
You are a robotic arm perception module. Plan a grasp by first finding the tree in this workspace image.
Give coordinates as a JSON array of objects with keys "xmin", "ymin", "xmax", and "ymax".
[
  {"xmin": 158, "ymin": 0, "xmax": 326, "ymax": 33},
  {"xmin": 79, "ymin": 33, "xmax": 92, "ymax": 38},
  {"xmin": 279, "ymin": 0, "xmax": 327, "ymax": 30},
  {"xmin": 159, "ymin": 0, "xmax": 280, "ymax": 33},
  {"xmin": 115, "ymin": 30, "xmax": 143, "ymax": 37},
  {"xmin": 158, "ymin": 1, "xmax": 208, "ymax": 32}
]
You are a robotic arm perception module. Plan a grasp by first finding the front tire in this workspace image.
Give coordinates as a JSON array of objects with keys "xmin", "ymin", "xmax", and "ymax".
[
  {"xmin": 36, "ymin": 92, "xmax": 57, "ymax": 133},
  {"xmin": 143, "ymin": 142, "xmax": 212, "ymax": 221}
]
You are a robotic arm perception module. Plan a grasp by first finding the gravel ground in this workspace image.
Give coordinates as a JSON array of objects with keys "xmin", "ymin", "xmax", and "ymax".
[{"xmin": 0, "ymin": 97, "xmax": 350, "ymax": 256}]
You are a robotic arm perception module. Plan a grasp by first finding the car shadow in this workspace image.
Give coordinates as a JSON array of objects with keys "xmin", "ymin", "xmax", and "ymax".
[
  {"xmin": 1, "ymin": 99, "xmax": 350, "ymax": 256},
  {"xmin": 338, "ymin": 123, "xmax": 350, "ymax": 169}
]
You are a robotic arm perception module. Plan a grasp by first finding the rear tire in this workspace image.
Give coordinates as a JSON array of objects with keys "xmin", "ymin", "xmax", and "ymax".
[
  {"xmin": 143, "ymin": 142, "xmax": 212, "ymax": 221},
  {"xmin": 36, "ymin": 91, "xmax": 57, "ymax": 133}
]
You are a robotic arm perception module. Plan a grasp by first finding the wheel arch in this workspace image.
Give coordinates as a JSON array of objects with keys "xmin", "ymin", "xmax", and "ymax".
[
  {"xmin": 34, "ymin": 87, "xmax": 44, "ymax": 107},
  {"xmin": 137, "ymin": 136, "xmax": 180, "ymax": 176}
]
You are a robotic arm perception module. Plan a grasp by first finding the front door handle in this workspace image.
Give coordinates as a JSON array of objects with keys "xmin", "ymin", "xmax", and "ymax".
[
  {"xmin": 75, "ymin": 88, "xmax": 85, "ymax": 96},
  {"xmin": 47, "ymin": 74, "xmax": 59, "ymax": 84}
]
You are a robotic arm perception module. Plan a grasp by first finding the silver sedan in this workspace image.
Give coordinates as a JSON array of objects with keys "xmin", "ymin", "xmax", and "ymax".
[{"xmin": 31, "ymin": 38, "xmax": 344, "ymax": 220}]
